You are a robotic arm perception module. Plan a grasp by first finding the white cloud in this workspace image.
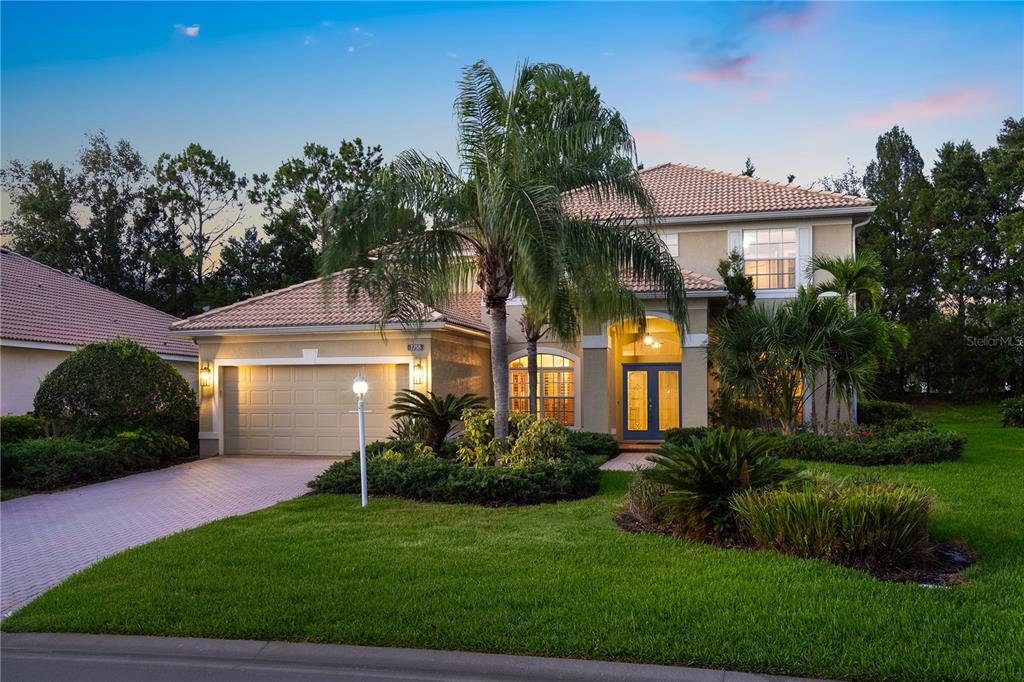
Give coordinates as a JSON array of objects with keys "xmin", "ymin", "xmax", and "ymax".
[
  {"xmin": 445, "ymin": 51, "xmax": 458, "ymax": 59},
  {"xmin": 303, "ymin": 35, "xmax": 315, "ymax": 46},
  {"xmin": 174, "ymin": 24, "xmax": 200, "ymax": 38},
  {"xmin": 347, "ymin": 46, "xmax": 356, "ymax": 54}
]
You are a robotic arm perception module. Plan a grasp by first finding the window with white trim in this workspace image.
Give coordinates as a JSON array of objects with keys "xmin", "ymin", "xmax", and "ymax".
[
  {"xmin": 509, "ymin": 354, "xmax": 575, "ymax": 425},
  {"xmin": 743, "ymin": 228, "xmax": 797, "ymax": 289}
]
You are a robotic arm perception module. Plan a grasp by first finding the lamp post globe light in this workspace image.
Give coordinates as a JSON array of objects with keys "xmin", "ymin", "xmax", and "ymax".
[{"xmin": 353, "ymin": 372, "xmax": 369, "ymax": 507}]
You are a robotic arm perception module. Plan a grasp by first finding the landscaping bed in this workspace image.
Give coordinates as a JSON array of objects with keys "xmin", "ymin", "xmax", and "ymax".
[{"xmin": 3, "ymin": 402, "xmax": 1021, "ymax": 681}]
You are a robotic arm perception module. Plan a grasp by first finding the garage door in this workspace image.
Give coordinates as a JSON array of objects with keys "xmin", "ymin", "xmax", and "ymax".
[{"xmin": 222, "ymin": 364, "xmax": 403, "ymax": 456}]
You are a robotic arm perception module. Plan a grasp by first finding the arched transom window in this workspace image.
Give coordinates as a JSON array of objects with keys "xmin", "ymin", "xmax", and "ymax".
[{"xmin": 509, "ymin": 354, "xmax": 575, "ymax": 425}]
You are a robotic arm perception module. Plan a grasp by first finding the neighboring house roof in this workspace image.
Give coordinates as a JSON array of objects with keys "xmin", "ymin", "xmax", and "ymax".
[
  {"xmin": 171, "ymin": 270, "xmax": 490, "ymax": 333},
  {"xmin": 0, "ymin": 248, "xmax": 198, "ymax": 359},
  {"xmin": 562, "ymin": 162, "xmax": 873, "ymax": 220}
]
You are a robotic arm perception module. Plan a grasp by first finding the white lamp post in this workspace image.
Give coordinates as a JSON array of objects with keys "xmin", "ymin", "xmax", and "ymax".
[{"xmin": 352, "ymin": 372, "xmax": 369, "ymax": 507}]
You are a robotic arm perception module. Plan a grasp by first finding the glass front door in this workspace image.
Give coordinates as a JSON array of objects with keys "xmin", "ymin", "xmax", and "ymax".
[{"xmin": 622, "ymin": 363, "xmax": 681, "ymax": 440}]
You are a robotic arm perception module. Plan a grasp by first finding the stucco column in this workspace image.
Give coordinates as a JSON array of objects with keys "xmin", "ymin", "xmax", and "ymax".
[
  {"xmin": 680, "ymin": 340, "xmax": 709, "ymax": 427},
  {"xmin": 582, "ymin": 338, "xmax": 609, "ymax": 433}
]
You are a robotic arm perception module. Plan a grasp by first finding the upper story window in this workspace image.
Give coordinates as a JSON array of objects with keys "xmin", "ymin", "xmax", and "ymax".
[{"xmin": 743, "ymin": 228, "xmax": 797, "ymax": 289}]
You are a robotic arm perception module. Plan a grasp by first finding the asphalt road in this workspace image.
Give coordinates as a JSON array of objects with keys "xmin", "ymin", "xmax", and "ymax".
[{"xmin": 0, "ymin": 633, "xmax": 833, "ymax": 682}]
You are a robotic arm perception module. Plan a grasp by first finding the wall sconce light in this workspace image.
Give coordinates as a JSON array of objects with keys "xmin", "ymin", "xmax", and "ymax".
[
  {"xmin": 642, "ymin": 335, "xmax": 655, "ymax": 347},
  {"xmin": 199, "ymin": 365, "xmax": 212, "ymax": 387},
  {"xmin": 413, "ymin": 360, "xmax": 426, "ymax": 385}
]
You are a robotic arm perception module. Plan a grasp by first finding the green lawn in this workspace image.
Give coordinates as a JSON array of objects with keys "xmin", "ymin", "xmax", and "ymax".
[{"xmin": 4, "ymin": 403, "xmax": 1022, "ymax": 681}]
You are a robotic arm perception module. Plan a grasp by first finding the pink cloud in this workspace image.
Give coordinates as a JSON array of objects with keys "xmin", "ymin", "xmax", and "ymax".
[
  {"xmin": 852, "ymin": 87, "xmax": 995, "ymax": 128},
  {"xmin": 682, "ymin": 55, "xmax": 756, "ymax": 84},
  {"xmin": 175, "ymin": 24, "xmax": 200, "ymax": 38},
  {"xmin": 633, "ymin": 128, "xmax": 674, "ymax": 147}
]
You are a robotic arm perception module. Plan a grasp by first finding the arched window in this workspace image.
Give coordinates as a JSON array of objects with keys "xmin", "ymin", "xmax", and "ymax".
[{"xmin": 508, "ymin": 353, "xmax": 575, "ymax": 425}]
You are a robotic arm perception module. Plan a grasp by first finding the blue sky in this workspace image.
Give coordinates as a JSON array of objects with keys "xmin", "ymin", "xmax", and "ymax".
[{"xmin": 2, "ymin": 1, "xmax": 1022, "ymax": 189}]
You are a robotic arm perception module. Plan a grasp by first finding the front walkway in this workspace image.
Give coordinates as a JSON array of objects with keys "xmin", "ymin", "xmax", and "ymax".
[
  {"xmin": 0, "ymin": 456, "xmax": 335, "ymax": 615},
  {"xmin": 0, "ymin": 632, "xmax": 838, "ymax": 681}
]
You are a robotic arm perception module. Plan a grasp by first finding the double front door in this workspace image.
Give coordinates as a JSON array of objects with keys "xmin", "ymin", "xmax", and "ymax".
[{"xmin": 622, "ymin": 363, "xmax": 681, "ymax": 441}]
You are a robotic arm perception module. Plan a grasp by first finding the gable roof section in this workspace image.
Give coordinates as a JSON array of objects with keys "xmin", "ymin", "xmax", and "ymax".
[
  {"xmin": 562, "ymin": 163, "xmax": 873, "ymax": 220},
  {"xmin": 171, "ymin": 270, "xmax": 490, "ymax": 333},
  {"xmin": 626, "ymin": 269, "xmax": 724, "ymax": 294},
  {"xmin": 0, "ymin": 248, "xmax": 198, "ymax": 358}
]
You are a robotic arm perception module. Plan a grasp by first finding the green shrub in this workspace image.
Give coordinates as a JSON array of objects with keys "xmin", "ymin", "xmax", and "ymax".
[
  {"xmin": 33, "ymin": 338, "xmax": 197, "ymax": 437},
  {"xmin": 869, "ymin": 416, "xmax": 935, "ymax": 439},
  {"xmin": 621, "ymin": 475, "xmax": 671, "ymax": 529},
  {"xmin": 645, "ymin": 428, "xmax": 798, "ymax": 540},
  {"xmin": 664, "ymin": 426, "xmax": 712, "ymax": 447},
  {"xmin": 1001, "ymin": 396, "xmax": 1024, "ymax": 428},
  {"xmin": 566, "ymin": 430, "xmax": 618, "ymax": 460},
  {"xmin": 504, "ymin": 418, "xmax": 570, "ymax": 469},
  {"xmin": 2, "ymin": 429, "xmax": 189, "ymax": 491},
  {"xmin": 772, "ymin": 428, "xmax": 965, "ymax": 465},
  {"xmin": 390, "ymin": 415, "xmax": 427, "ymax": 441},
  {"xmin": 0, "ymin": 415, "xmax": 45, "ymax": 445},
  {"xmin": 857, "ymin": 399, "xmax": 913, "ymax": 425},
  {"xmin": 456, "ymin": 408, "xmax": 532, "ymax": 467},
  {"xmin": 389, "ymin": 389, "xmax": 486, "ymax": 452},
  {"xmin": 712, "ymin": 397, "xmax": 771, "ymax": 429},
  {"xmin": 309, "ymin": 456, "xmax": 600, "ymax": 506},
  {"xmin": 732, "ymin": 477, "xmax": 932, "ymax": 569},
  {"xmin": 380, "ymin": 441, "xmax": 436, "ymax": 462}
]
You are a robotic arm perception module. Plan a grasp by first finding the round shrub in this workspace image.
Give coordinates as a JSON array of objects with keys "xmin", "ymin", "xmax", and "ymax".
[
  {"xmin": 505, "ymin": 417, "xmax": 570, "ymax": 469},
  {"xmin": 1001, "ymin": 396, "xmax": 1024, "ymax": 428},
  {"xmin": 566, "ymin": 430, "xmax": 619, "ymax": 460},
  {"xmin": 0, "ymin": 415, "xmax": 45, "ymax": 444},
  {"xmin": 456, "ymin": 408, "xmax": 532, "ymax": 467},
  {"xmin": 857, "ymin": 399, "xmax": 913, "ymax": 426},
  {"xmin": 34, "ymin": 338, "xmax": 197, "ymax": 436}
]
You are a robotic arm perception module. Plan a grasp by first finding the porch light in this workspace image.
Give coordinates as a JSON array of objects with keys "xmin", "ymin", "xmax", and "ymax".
[
  {"xmin": 199, "ymin": 365, "xmax": 212, "ymax": 387},
  {"xmin": 413, "ymin": 360, "xmax": 426, "ymax": 385},
  {"xmin": 642, "ymin": 335, "xmax": 655, "ymax": 346},
  {"xmin": 352, "ymin": 373, "xmax": 369, "ymax": 397}
]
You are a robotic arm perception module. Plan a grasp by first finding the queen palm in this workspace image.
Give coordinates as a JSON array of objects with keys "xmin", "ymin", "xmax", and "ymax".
[
  {"xmin": 321, "ymin": 61, "xmax": 687, "ymax": 458},
  {"xmin": 807, "ymin": 252, "xmax": 884, "ymax": 311}
]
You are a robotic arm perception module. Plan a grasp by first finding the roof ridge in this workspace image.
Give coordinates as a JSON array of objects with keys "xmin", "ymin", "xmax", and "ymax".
[
  {"xmin": 171, "ymin": 270, "xmax": 349, "ymax": 329},
  {"xmin": 0, "ymin": 248, "xmax": 185, "ymax": 323},
  {"xmin": 667, "ymin": 163, "xmax": 869, "ymax": 203}
]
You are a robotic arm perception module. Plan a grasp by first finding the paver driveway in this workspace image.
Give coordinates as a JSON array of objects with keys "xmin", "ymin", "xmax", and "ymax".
[{"xmin": 0, "ymin": 456, "xmax": 336, "ymax": 615}]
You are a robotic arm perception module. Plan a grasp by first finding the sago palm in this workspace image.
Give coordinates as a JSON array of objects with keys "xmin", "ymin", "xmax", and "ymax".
[
  {"xmin": 389, "ymin": 389, "xmax": 486, "ymax": 453},
  {"xmin": 322, "ymin": 61, "xmax": 687, "ymax": 460}
]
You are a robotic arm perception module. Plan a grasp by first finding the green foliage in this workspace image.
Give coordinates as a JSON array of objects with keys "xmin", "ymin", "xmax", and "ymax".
[
  {"xmin": 733, "ymin": 477, "xmax": 932, "ymax": 569},
  {"xmin": 663, "ymin": 426, "xmax": 712, "ymax": 447},
  {"xmin": 565, "ymin": 430, "xmax": 618, "ymax": 459},
  {"xmin": 380, "ymin": 441, "xmax": 436, "ymax": 462},
  {"xmin": 711, "ymin": 395, "xmax": 771, "ymax": 429},
  {"xmin": 1001, "ymin": 396, "xmax": 1024, "ymax": 427},
  {"xmin": 772, "ymin": 428, "xmax": 965, "ymax": 465},
  {"xmin": 2, "ymin": 429, "xmax": 188, "ymax": 491},
  {"xmin": 456, "ymin": 408, "xmax": 532, "ymax": 467},
  {"xmin": 858, "ymin": 399, "xmax": 914, "ymax": 425},
  {"xmin": 33, "ymin": 338, "xmax": 197, "ymax": 436},
  {"xmin": 621, "ymin": 474, "xmax": 671, "ymax": 529},
  {"xmin": 390, "ymin": 415, "xmax": 428, "ymax": 442},
  {"xmin": 0, "ymin": 415, "xmax": 45, "ymax": 444},
  {"xmin": 504, "ymin": 417, "xmax": 570, "ymax": 469},
  {"xmin": 644, "ymin": 428, "xmax": 798, "ymax": 540},
  {"xmin": 716, "ymin": 249, "xmax": 755, "ymax": 311},
  {"xmin": 309, "ymin": 456, "xmax": 600, "ymax": 506},
  {"xmin": 389, "ymin": 389, "xmax": 485, "ymax": 452}
]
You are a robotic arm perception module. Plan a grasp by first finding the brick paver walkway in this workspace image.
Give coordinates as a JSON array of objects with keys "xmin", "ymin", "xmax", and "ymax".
[{"xmin": 0, "ymin": 456, "xmax": 336, "ymax": 615}]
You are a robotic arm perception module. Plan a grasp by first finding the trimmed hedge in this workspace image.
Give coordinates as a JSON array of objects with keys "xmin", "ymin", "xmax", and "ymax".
[
  {"xmin": 310, "ymin": 456, "xmax": 601, "ymax": 506},
  {"xmin": 1001, "ymin": 396, "xmax": 1024, "ymax": 428},
  {"xmin": 771, "ymin": 429, "xmax": 965, "ymax": 465},
  {"xmin": 0, "ymin": 415, "xmax": 45, "ymax": 445},
  {"xmin": 2, "ymin": 430, "xmax": 189, "ymax": 491},
  {"xmin": 566, "ymin": 430, "xmax": 619, "ymax": 460},
  {"xmin": 858, "ymin": 399, "xmax": 913, "ymax": 425}
]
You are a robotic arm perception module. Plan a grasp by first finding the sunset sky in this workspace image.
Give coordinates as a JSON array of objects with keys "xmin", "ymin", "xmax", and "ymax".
[{"xmin": 2, "ymin": 1, "xmax": 1021, "ymax": 189}]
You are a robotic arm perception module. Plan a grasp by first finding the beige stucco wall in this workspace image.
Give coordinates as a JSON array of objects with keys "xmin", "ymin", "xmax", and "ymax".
[
  {"xmin": 675, "ymin": 229, "xmax": 729, "ymax": 278},
  {"xmin": 0, "ymin": 345, "xmax": 197, "ymax": 417},
  {"xmin": 812, "ymin": 222, "xmax": 856, "ymax": 285},
  {"xmin": 430, "ymin": 331, "xmax": 492, "ymax": 402}
]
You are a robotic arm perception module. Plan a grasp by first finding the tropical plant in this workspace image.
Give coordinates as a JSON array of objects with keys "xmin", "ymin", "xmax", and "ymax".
[
  {"xmin": 456, "ymin": 408, "xmax": 533, "ymax": 467},
  {"xmin": 389, "ymin": 389, "xmax": 485, "ymax": 452},
  {"xmin": 321, "ymin": 61, "xmax": 688, "ymax": 460},
  {"xmin": 807, "ymin": 252, "xmax": 884, "ymax": 311},
  {"xmin": 504, "ymin": 417, "xmax": 570, "ymax": 469},
  {"xmin": 716, "ymin": 249, "xmax": 756, "ymax": 311},
  {"xmin": 644, "ymin": 428, "xmax": 797, "ymax": 541}
]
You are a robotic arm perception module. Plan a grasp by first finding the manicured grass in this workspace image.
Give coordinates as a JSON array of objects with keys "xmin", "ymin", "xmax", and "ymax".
[{"xmin": 4, "ymin": 403, "xmax": 1022, "ymax": 681}]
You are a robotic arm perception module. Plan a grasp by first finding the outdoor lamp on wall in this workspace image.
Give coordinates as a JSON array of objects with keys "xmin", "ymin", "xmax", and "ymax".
[
  {"xmin": 642, "ymin": 335, "xmax": 655, "ymax": 347},
  {"xmin": 199, "ymin": 365, "xmax": 212, "ymax": 387},
  {"xmin": 413, "ymin": 360, "xmax": 426, "ymax": 386}
]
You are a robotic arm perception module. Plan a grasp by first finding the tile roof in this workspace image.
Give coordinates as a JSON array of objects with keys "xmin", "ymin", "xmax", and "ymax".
[
  {"xmin": 0, "ymin": 248, "xmax": 198, "ymax": 358},
  {"xmin": 562, "ymin": 162, "xmax": 874, "ymax": 220},
  {"xmin": 624, "ymin": 269, "xmax": 724, "ymax": 294},
  {"xmin": 171, "ymin": 270, "xmax": 489, "ymax": 333}
]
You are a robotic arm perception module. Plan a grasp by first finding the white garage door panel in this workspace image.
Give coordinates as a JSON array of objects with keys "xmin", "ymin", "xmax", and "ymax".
[{"xmin": 223, "ymin": 364, "xmax": 402, "ymax": 456}]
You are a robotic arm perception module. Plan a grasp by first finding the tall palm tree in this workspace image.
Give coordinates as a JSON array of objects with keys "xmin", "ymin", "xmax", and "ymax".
[
  {"xmin": 807, "ymin": 252, "xmax": 884, "ymax": 311},
  {"xmin": 321, "ymin": 61, "xmax": 687, "ymax": 459}
]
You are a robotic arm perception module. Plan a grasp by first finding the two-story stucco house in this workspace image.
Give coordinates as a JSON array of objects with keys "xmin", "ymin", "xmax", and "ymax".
[{"xmin": 170, "ymin": 164, "xmax": 874, "ymax": 458}]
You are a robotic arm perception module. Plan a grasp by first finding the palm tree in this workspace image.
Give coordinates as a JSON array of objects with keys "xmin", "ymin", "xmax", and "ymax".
[
  {"xmin": 390, "ymin": 389, "xmax": 486, "ymax": 453},
  {"xmin": 807, "ymin": 252, "xmax": 884, "ymax": 311},
  {"xmin": 322, "ymin": 61, "xmax": 687, "ymax": 459}
]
